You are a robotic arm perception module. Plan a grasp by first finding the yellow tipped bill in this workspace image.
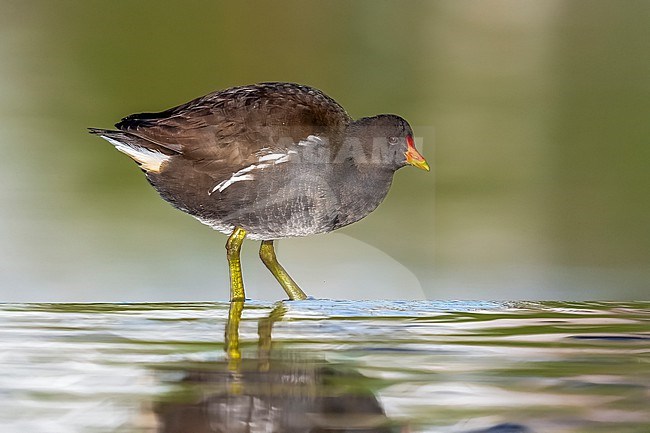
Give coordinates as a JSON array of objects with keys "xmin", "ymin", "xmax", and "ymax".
[{"xmin": 405, "ymin": 135, "xmax": 429, "ymax": 171}]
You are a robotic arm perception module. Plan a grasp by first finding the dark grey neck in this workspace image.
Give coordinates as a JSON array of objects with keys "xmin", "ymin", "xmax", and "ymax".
[{"xmin": 332, "ymin": 161, "xmax": 395, "ymax": 229}]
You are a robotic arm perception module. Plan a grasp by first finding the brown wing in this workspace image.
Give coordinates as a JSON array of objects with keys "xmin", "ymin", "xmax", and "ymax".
[{"xmin": 114, "ymin": 82, "xmax": 351, "ymax": 172}]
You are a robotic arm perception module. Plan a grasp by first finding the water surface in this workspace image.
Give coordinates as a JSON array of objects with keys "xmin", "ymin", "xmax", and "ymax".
[{"xmin": 1, "ymin": 301, "xmax": 648, "ymax": 432}]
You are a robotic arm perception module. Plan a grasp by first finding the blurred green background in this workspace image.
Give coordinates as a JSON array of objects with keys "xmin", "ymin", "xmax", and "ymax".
[{"xmin": 1, "ymin": 0, "xmax": 648, "ymax": 301}]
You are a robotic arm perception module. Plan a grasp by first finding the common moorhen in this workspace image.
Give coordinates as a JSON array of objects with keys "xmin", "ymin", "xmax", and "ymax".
[{"xmin": 90, "ymin": 82, "xmax": 428, "ymax": 301}]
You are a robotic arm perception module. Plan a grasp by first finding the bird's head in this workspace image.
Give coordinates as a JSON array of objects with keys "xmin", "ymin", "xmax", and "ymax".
[{"xmin": 345, "ymin": 114, "xmax": 429, "ymax": 172}]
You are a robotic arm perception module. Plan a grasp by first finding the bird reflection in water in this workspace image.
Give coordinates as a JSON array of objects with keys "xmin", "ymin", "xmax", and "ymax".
[{"xmin": 152, "ymin": 301, "xmax": 407, "ymax": 433}]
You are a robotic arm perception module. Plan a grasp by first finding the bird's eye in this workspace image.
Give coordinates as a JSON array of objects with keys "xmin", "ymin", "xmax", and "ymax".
[{"xmin": 388, "ymin": 136, "xmax": 399, "ymax": 145}]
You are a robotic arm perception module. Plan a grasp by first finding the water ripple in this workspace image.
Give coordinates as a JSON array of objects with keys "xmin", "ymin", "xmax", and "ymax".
[{"xmin": 0, "ymin": 301, "xmax": 648, "ymax": 432}]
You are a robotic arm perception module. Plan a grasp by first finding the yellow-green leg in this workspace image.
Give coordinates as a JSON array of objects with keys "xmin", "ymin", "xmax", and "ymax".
[
  {"xmin": 226, "ymin": 227, "xmax": 247, "ymax": 302},
  {"xmin": 225, "ymin": 300, "xmax": 244, "ymax": 394},
  {"xmin": 259, "ymin": 240, "xmax": 308, "ymax": 300},
  {"xmin": 225, "ymin": 300, "xmax": 244, "ymax": 371},
  {"xmin": 257, "ymin": 302, "xmax": 288, "ymax": 371}
]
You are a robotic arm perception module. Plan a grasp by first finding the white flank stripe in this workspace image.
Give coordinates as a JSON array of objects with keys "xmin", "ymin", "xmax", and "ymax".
[
  {"xmin": 273, "ymin": 153, "xmax": 292, "ymax": 164},
  {"xmin": 258, "ymin": 153, "xmax": 287, "ymax": 162},
  {"xmin": 297, "ymin": 135, "xmax": 324, "ymax": 146},
  {"xmin": 210, "ymin": 163, "xmax": 268, "ymax": 194},
  {"xmin": 209, "ymin": 150, "xmax": 297, "ymax": 195},
  {"xmin": 257, "ymin": 150, "xmax": 297, "ymax": 163},
  {"xmin": 103, "ymin": 136, "xmax": 170, "ymax": 173}
]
